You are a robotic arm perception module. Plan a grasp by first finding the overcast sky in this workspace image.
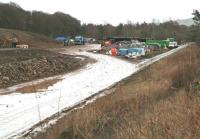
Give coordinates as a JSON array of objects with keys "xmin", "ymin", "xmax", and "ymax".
[{"xmin": 1, "ymin": 0, "xmax": 199, "ymax": 25}]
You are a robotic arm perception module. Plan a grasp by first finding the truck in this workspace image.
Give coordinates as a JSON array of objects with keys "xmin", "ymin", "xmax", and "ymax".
[
  {"xmin": 145, "ymin": 38, "xmax": 177, "ymax": 49},
  {"xmin": 74, "ymin": 36, "xmax": 85, "ymax": 45}
]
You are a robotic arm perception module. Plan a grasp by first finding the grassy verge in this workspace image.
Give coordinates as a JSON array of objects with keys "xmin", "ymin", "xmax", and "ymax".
[{"xmin": 34, "ymin": 44, "xmax": 200, "ymax": 139}]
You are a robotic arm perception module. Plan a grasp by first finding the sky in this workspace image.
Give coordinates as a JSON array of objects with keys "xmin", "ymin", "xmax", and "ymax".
[{"xmin": 0, "ymin": 0, "xmax": 199, "ymax": 26}]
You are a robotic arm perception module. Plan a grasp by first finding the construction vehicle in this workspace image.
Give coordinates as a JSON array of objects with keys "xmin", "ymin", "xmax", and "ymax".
[
  {"xmin": 0, "ymin": 32, "xmax": 19, "ymax": 48},
  {"xmin": 145, "ymin": 40, "xmax": 168, "ymax": 48},
  {"xmin": 145, "ymin": 38, "xmax": 176, "ymax": 48},
  {"xmin": 0, "ymin": 31, "xmax": 28, "ymax": 48}
]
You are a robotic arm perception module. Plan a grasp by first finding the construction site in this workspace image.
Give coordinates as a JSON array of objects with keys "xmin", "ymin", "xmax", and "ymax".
[
  {"xmin": 0, "ymin": 1, "xmax": 200, "ymax": 139},
  {"xmin": 0, "ymin": 28, "xmax": 181, "ymax": 90},
  {"xmin": 0, "ymin": 27, "xmax": 198, "ymax": 139}
]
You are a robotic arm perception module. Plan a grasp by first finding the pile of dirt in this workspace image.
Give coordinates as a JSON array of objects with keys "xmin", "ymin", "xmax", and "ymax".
[{"xmin": 0, "ymin": 49, "xmax": 90, "ymax": 89}]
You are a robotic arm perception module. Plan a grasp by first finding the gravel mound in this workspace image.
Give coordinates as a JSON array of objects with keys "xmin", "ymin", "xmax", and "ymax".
[{"xmin": 0, "ymin": 49, "xmax": 88, "ymax": 88}]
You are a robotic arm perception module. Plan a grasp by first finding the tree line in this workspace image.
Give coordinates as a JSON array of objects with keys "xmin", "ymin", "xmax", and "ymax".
[
  {"xmin": 81, "ymin": 21, "xmax": 189, "ymax": 43},
  {"xmin": 0, "ymin": 2, "xmax": 81, "ymax": 37},
  {"xmin": 0, "ymin": 2, "xmax": 199, "ymax": 44}
]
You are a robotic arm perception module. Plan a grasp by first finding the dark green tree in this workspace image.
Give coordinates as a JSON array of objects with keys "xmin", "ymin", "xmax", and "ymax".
[
  {"xmin": 192, "ymin": 10, "xmax": 200, "ymax": 26},
  {"xmin": 191, "ymin": 10, "xmax": 200, "ymax": 44}
]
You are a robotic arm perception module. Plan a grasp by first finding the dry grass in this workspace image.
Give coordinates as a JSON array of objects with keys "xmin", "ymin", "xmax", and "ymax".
[
  {"xmin": 16, "ymin": 78, "xmax": 60, "ymax": 93},
  {"xmin": 33, "ymin": 44, "xmax": 200, "ymax": 139}
]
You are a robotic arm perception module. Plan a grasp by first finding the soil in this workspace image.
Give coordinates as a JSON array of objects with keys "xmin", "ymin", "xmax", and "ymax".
[{"xmin": 0, "ymin": 48, "xmax": 91, "ymax": 89}]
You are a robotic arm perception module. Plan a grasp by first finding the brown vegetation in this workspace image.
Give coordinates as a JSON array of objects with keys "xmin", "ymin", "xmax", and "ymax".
[
  {"xmin": 0, "ymin": 28, "xmax": 61, "ymax": 48},
  {"xmin": 16, "ymin": 78, "xmax": 60, "ymax": 93},
  {"xmin": 33, "ymin": 44, "xmax": 200, "ymax": 139}
]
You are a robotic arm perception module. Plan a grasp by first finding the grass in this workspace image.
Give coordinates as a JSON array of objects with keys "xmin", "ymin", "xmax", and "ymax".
[
  {"xmin": 16, "ymin": 78, "xmax": 60, "ymax": 93},
  {"xmin": 33, "ymin": 44, "xmax": 200, "ymax": 139}
]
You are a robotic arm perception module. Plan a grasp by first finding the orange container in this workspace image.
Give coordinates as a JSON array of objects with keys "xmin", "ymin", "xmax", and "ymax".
[{"xmin": 111, "ymin": 48, "xmax": 117, "ymax": 56}]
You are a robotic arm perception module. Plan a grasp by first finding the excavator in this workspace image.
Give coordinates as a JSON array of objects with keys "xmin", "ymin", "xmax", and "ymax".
[{"xmin": 0, "ymin": 32, "xmax": 19, "ymax": 48}]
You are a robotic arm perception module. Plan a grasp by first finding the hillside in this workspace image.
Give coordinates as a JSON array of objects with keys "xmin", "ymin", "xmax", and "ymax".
[{"xmin": 0, "ymin": 28, "xmax": 62, "ymax": 48}]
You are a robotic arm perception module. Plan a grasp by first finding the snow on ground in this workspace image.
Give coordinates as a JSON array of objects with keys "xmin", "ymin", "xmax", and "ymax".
[
  {"xmin": 0, "ymin": 44, "xmax": 188, "ymax": 139},
  {"xmin": 0, "ymin": 49, "xmax": 136, "ymax": 139}
]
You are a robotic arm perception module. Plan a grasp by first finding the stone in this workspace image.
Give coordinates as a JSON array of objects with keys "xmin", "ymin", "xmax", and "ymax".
[{"xmin": 2, "ymin": 76, "xmax": 9, "ymax": 81}]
